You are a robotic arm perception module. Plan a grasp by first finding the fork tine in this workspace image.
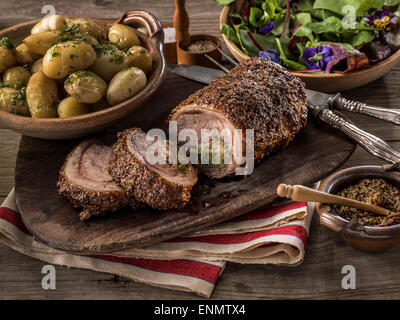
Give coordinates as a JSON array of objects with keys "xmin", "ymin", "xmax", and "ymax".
[
  {"xmin": 217, "ymin": 48, "xmax": 238, "ymax": 66},
  {"xmin": 204, "ymin": 54, "xmax": 230, "ymax": 73}
]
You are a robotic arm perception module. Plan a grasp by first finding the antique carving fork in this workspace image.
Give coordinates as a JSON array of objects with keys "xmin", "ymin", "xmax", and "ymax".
[{"xmin": 308, "ymin": 102, "xmax": 400, "ymax": 170}]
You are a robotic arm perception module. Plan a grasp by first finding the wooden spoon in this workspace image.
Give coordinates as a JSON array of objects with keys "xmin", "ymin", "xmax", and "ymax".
[{"xmin": 277, "ymin": 183, "xmax": 397, "ymax": 216}]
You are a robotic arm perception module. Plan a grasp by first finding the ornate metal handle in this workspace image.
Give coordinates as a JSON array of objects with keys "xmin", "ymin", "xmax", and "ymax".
[
  {"xmin": 330, "ymin": 95, "xmax": 400, "ymax": 125},
  {"xmin": 319, "ymin": 109, "xmax": 400, "ymax": 165}
]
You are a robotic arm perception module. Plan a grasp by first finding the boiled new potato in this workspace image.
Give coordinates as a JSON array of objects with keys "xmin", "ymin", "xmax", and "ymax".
[
  {"xmin": 64, "ymin": 71, "xmax": 107, "ymax": 103},
  {"xmin": 3, "ymin": 66, "xmax": 31, "ymax": 89},
  {"xmin": 126, "ymin": 46, "xmax": 152, "ymax": 74},
  {"xmin": 15, "ymin": 43, "xmax": 41, "ymax": 64},
  {"xmin": 108, "ymin": 24, "xmax": 140, "ymax": 49},
  {"xmin": 31, "ymin": 58, "xmax": 43, "ymax": 74},
  {"xmin": 26, "ymin": 71, "xmax": 58, "ymax": 118},
  {"xmin": 90, "ymin": 42, "xmax": 127, "ymax": 81},
  {"xmin": 0, "ymin": 38, "xmax": 17, "ymax": 73},
  {"xmin": 0, "ymin": 87, "xmax": 30, "ymax": 116},
  {"xmin": 31, "ymin": 15, "xmax": 67, "ymax": 34},
  {"xmin": 23, "ymin": 30, "xmax": 60, "ymax": 55},
  {"xmin": 66, "ymin": 18, "xmax": 108, "ymax": 41},
  {"xmin": 107, "ymin": 67, "xmax": 147, "ymax": 105},
  {"xmin": 57, "ymin": 96, "xmax": 90, "ymax": 118},
  {"xmin": 42, "ymin": 41, "xmax": 96, "ymax": 79}
]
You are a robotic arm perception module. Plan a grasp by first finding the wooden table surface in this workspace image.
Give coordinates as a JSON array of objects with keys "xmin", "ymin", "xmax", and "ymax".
[{"xmin": 1, "ymin": 0, "xmax": 400, "ymax": 300}]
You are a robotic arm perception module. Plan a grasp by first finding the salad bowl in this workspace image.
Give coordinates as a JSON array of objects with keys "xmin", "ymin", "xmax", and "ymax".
[{"xmin": 219, "ymin": 1, "xmax": 400, "ymax": 93}]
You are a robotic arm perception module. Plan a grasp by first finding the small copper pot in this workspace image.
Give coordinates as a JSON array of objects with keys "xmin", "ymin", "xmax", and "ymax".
[
  {"xmin": 316, "ymin": 166, "xmax": 400, "ymax": 251},
  {"xmin": 177, "ymin": 34, "xmax": 222, "ymax": 69}
]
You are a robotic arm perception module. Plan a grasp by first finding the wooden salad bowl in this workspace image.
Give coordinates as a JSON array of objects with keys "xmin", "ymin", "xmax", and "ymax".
[
  {"xmin": 0, "ymin": 10, "xmax": 166, "ymax": 139},
  {"xmin": 220, "ymin": 2, "xmax": 400, "ymax": 93}
]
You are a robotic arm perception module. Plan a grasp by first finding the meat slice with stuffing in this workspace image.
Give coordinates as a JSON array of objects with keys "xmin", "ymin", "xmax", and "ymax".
[
  {"xmin": 109, "ymin": 128, "xmax": 198, "ymax": 210},
  {"xmin": 57, "ymin": 138, "xmax": 135, "ymax": 220}
]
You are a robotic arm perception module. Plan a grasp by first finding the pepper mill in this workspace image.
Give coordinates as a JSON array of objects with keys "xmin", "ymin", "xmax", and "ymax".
[
  {"xmin": 173, "ymin": 0, "xmax": 190, "ymax": 47},
  {"xmin": 173, "ymin": 0, "xmax": 222, "ymax": 68}
]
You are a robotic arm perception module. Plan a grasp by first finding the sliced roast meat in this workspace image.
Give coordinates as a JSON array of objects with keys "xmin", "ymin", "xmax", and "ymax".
[
  {"xmin": 57, "ymin": 138, "xmax": 134, "ymax": 221},
  {"xmin": 168, "ymin": 57, "xmax": 308, "ymax": 178},
  {"xmin": 109, "ymin": 128, "xmax": 198, "ymax": 210}
]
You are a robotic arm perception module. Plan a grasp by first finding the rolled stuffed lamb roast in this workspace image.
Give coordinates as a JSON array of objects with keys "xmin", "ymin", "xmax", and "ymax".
[
  {"xmin": 57, "ymin": 138, "xmax": 134, "ymax": 221},
  {"xmin": 168, "ymin": 57, "xmax": 308, "ymax": 178},
  {"xmin": 58, "ymin": 58, "xmax": 308, "ymax": 219},
  {"xmin": 109, "ymin": 128, "xmax": 198, "ymax": 210}
]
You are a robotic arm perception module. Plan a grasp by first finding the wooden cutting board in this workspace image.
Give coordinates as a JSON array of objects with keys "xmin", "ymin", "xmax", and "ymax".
[{"xmin": 15, "ymin": 71, "xmax": 356, "ymax": 254}]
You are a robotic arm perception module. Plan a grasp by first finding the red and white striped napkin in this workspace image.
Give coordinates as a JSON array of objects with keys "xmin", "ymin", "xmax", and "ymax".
[{"xmin": 0, "ymin": 188, "xmax": 314, "ymax": 297}]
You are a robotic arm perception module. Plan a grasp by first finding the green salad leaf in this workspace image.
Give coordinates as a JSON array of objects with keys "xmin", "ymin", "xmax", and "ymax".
[
  {"xmin": 221, "ymin": 24, "xmax": 240, "ymax": 47},
  {"xmin": 239, "ymin": 29, "xmax": 277, "ymax": 56},
  {"xmin": 385, "ymin": 0, "xmax": 400, "ymax": 5},
  {"xmin": 294, "ymin": 12, "xmax": 312, "ymax": 25},
  {"xmin": 308, "ymin": 16, "xmax": 343, "ymax": 34},
  {"xmin": 313, "ymin": 0, "xmax": 385, "ymax": 16},
  {"xmin": 342, "ymin": 30, "xmax": 376, "ymax": 46},
  {"xmin": 214, "ymin": 0, "xmax": 235, "ymax": 5},
  {"xmin": 249, "ymin": 7, "xmax": 267, "ymax": 28}
]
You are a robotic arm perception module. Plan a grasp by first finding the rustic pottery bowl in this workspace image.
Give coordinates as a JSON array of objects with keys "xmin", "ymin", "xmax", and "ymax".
[
  {"xmin": 316, "ymin": 166, "xmax": 400, "ymax": 251},
  {"xmin": 219, "ymin": 2, "xmax": 400, "ymax": 93},
  {"xmin": 0, "ymin": 10, "xmax": 166, "ymax": 139},
  {"xmin": 177, "ymin": 34, "xmax": 222, "ymax": 69}
]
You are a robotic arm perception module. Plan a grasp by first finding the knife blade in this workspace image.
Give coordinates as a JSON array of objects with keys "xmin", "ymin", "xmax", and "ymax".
[
  {"xmin": 168, "ymin": 64, "xmax": 225, "ymax": 84},
  {"xmin": 169, "ymin": 64, "xmax": 400, "ymax": 125}
]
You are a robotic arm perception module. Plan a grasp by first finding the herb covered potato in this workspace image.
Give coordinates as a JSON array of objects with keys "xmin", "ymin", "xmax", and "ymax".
[
  {"xmin": 108, "ymin": 24, "xmax": 140, "ymax": 49},
  {"xmin": 31, "ymin": 58, "xmax": 43, "ymax": 74},
  {"xmin": 66, "ymin": 18, "xmax": 108, "ymax": 41},
  {"xmin": 31, "ymin": 15, "xmax": 67, "ymax": 35},
  {"xmin": 64, "ymin": 71, "xmax": 107, "ymax": 103},
  {"xmin": 0, "ymin": 87, "xmax": 30, "ymax": 116},
  {"xmin": 26, "ymin": 71, "xmax": 59, "ymax": 118},
  {"xmin": 15, "ymin": 43, "xmax": 41, "ymax": 64},
  {"xmin": 126, "ymin": 46, "xmax": 152, "ymax": 73},
  {"xmin": 23, "ymin": 30, "xmax": 61, "ymax": 55},
  {"xmin": 42, "ymin": 41, "xmax": 97, "ymax": 79},
  {"xmin": 0, "ymin": 38, "xmax": 17, "ymax": 73},
  {"xmin": 90, "ymin": 42, "xmax": 127, "ymax": 81},
  {"xmin": 3, "ymin": 65, "xmax": 31, "ymax": 89},
  {"xmin": 107, "ymin": 67, "xmax": 147, "ymax": 105},
  {"xmin": 57, "ymin": 96, "xmax": 90, "ymax": 118},
  {"xmin": 0, "ymin": 14, "xmax": 152, "ymax": 119}
]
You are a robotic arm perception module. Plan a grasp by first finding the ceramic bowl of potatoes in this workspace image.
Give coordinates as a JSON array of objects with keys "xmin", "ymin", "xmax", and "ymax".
[{"xmin": 0, "ymin": 10, "xmax": 165, "ymax": 139}]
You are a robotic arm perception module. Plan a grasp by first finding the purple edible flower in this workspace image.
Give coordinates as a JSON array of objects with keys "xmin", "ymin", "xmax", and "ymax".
[
  {"xmin": 364, "ymin": 9, "xmax": 391, "ymax": 28},
  {"xmin": 258, "ymin": 21, "xmax": 274, "ymax": 35},
  {"xmin": 302, "ymin": 46, "xmax": 333, "ymax": 70},
  {"xmin": 259, "ymin": 49, "xmax": 282, "ymax": 64}
]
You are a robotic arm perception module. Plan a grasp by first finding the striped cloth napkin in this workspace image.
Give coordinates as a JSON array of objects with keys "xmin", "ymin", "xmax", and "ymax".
[{"xmin": 0, "ymin": 188, "xmax": 314, "ymax": 298}]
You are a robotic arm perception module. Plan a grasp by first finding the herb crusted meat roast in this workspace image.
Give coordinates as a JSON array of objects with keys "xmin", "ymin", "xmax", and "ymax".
[
  {"xmin": 168, "ymin": 57, "xmax": 308, "ymax": 178},
  {"xmin": 57, "ymin": 138, "xmax": 136, "ymax": 221},
  {"xmin": 57, "ymin": 58, "xmax": 308, "ymax": 219},
  {"xmin": 109, "ymin": 128, "xmax": 198, "ymax": 210}
]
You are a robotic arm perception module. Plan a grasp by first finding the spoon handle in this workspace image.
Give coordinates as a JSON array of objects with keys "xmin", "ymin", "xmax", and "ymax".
[{"xmin": 277, "ymin": 184, "xmax": 393, "ymax": 216}]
